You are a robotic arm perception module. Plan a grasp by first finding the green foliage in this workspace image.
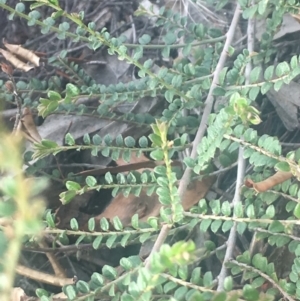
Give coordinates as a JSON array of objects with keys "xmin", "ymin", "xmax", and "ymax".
[{"xmin": 1, "ymin": 0, "xmax": 300, "ymax": 300}]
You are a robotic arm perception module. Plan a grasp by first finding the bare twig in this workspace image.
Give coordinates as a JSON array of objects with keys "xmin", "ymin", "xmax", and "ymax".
[
  {"xmin": 217, "ymin": 146, "xmax": 246, "ymax": 290},
  {"xmin": 146, "ymin": 2, "xmax": 242, "ymax": 267},
  {"xmin": 16, "ymin": 265, "xmax": 74, "ymax": 287},
  {"xmin": 217, "ymin": 4, "xmax": 255, "ymax": 290}
]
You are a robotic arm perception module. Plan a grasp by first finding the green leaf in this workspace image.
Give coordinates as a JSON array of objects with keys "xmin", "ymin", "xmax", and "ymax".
[
  {"xmin": 273, "ymin": 80, "xmax": 283, "ymax": 91},
  {"xmin": 274, "ymin": 161, "xmax": 290, "ymax": 172},
  {"xmin": 70, "ymin": 218, "xmax": 79, "ymax": 231},
  {"xmin": 264, "ymin": 65, "xmax": 274, "ymax": 81},
  {"xmin": 103, "ymin": 134, "xmax": 112, "ymax": 146},
  {"xmin": 139, "ymin": 232, "xmax": 151, "ymax": 243},
  {"xmin": 100, "ymin": 217, "xmax": 109, "ymax": 231},
  {"xmin": 203, "ymin": 271, "xmax": 213, "ymax": 287},
  {"xmin": 139, "ymin": 136, "xmax": 148, "ymax": 147},
  {"xmin": 64, "ymin": 285, "xmax": 77, "ymax": 300},
  {"xmin": 223, "ymin": 276, "xmax": 233, "ymax": 291},
  {"xmin": 164, "ymin": 281, "xmax": 177, "ymax": 293},
  {"xmin": 221, "ymin": 201, "xmax": 231, "ymax": 216},
  {"xmin": 222, "ymin": 220, "xmax": 233, "ymax": 232},
  {"xmin": 92, "ymin": 235, "xmax": 103, "ymax": 249},
  {"xmin": 178, "ymin": 265, "xmax": 188, "ymax": 280},
  {"xmin": 86, "ymin": 176, "xmax": 97, "ymax": 187},
  {"xmin": 35, "ymin": 288, "xmax": 49, "ymax": 298},
  {"xmin": 289, "ymin": 183, "xmax": 298, "ymax": 197},
  {"xmin": 276, "ymin": 62, "xmax": 290, "ymax": 77},
  {"xmin": 163, "ymin": 32, "xmax": 177, "ymax": 44},
  {"xmin": 243, "ymin": 5, "xmax": 258, "ymax": 19},
  {"xmin": 139, "ymin": 34, "xmax": 151, "ymax": 45},
  {"xmin": 258, "ymin": 0, "xmax": 267, "ymax": 15},
  {"xmin": 242, "ymin": 285, "xmax": 259, "ymax": 301},
  {"xmin": 76, "ymin": 280, "xmax": 90, "ymax": 293},
  {"xmin": 162, "ymin": 46, "xmax": 170, "ymax": 58},
  {"xmin": 102, "ymin": 265, "xmax": 117, "ymax": 280},
  {"xmin": 66, "ymin": 83, "xmax": 79, "ymax": 96},
  {"xmin": 45, "ymin": 211, "xmax": 55, "ymax": 228},
  {"xmin": 249, "ymin": 66, "xmax": 261, "ymax": 83},
  {"xmin": 16, "ymin": 3, "xmax": 25, "ymax": 13},
  {"xmin": 184, "ymin": 157, "xmax": 196, "ymax": 168},
  {"xmin": 211, "ymin": 220, "xmax": 222, "ymax": 233},
  {"xmin": 106, "ymin": 234, "xmax": 117, "ymax": 248},
  {"xmin": 213, "ymin": 87, "xmax": 226, "ymax": 96},
  {"xmin": 105, "ymin": 172, "xmax": 113, "ymax": 184},
  {"xmin": 92, "ymin": 134, "xmax": 102, "ymax": 145},
  {"xmin": 83, "ymin": 133, "xmax": 91, "ymax": 144},
  {"xmin": 149, "ymin": 133, "xmax": 162, "ymax": 146},
  {"xmin": 147, "ymin": 217, "xmax": 158, "ymax": 230},
  {"xmin": 65, "ymin": 181, "xmax": 81, "ymax": 191},
  {"xmin": 237, "ymin": 222, "xmax": 247, "ymax": 235},
  {"xmin": 122, "ymin": 149, "xmax": 131, "ymax": 162},
  {"xmin": 234, "ymin": 202, "xmax": 243, "ymax": 218},
  {"xmin": 120, "ymin": 258, "xmax": 133, "ymax": 271},
  {"xmin": 218, "ymin": 67, "xmax": 228, "ymax": 85},
  {"xmin": 121, "ymin": 293, "xmax": 135, "ymax": 301},
  {"xmin": 49, "ymin": 0, "xmax": 59, "ymax": 5},
  {"xmin": 187, "ymin": 291, "xmax": 204, "ymax": 301},
  {"xmin": 112, "ymin": 216, "xmax": 123, "ymax": 231},
  {"xmin": 48, "ymin": 90, "xmax": 61, "ymax": 101},
  {"xmin": 88, "ymin": 218, "xmax": 95, "ymax": 232},
  {"xmin": 108, "ymin": 283, "xmax": 115, "ymax": 297},
  {"xmin": 268, "ymin": 221, "xmax": 284, "ymax": 232},
  {"xmin": 131, "ymin": 214, "xmax": 139, "ymax": 229},
  {"xmin": 124, "ymin": 136, "xmax": 135, "ymax": 147},
  {"xmin": 59, "ymin": 190, "xmax": 76, "ymax": 204},
  {"xmin": 120, "ymin": 233, "xmax": 131, "ymax": 247},
  {"xmin": 249, "ymin": 86, "xmax": 260, "ymax": 101},
  {"xmin": 261, "ymin": 82, "xmax": 272, "ymax": 94},
  {"xmin": 65, "ymin": 133, "xmax": 75, "ymax": 146},
  {"xmin": 210, "ymin": 199, "xmax": 220, "ymax": 215},
  {"xmin": 294, "ymin": 203, "xmax": 300, "ymax": 219},
  {"xmin": 265, "ymin": 205, "xmax": 275, "ymax": 218},
  {"xmin": 150, "ymin": 149, "xmax": 164, "ymax": 160},
  {"xmin": 174, "ymin": 286, "xmax": 188, "ymax": 300},
  {"xmin": 183, "ymin": 43, "xmax": 192, "ymax": 56},
  {"xmin": 143, "ymin": 59, "xmax": 153, "ymax": 69},
  {"xmin": 200, "ymin": 219, "xmax": 211, "ymax": 232},
  {"xmin": 246, "ymin": 204, "xmax": 255, "ymax": 218},
  {"xmin": 172, "ymin": 75, "xmax": 183, "ymax": 88}
]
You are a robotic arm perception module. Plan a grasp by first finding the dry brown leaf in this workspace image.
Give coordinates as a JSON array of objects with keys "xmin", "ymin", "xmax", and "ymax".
[
  {"xmin": 92, "ymin": 176, "xmax": 215, "ymax": 226},
  {"xmin": 0, "ymin": 49, "xmax": 34, "ymax": 72},
  {"xmin": 10, "ymin": 287, "xmax": 27, "ymax": 301},
  {"xmin": 4, "ymin": 41, "xmax": 40, "ymax": 67},
  {"xmin": 20, "ymin": 107, "xmax": 42, "ymax": 143},
  {"xmin": 86, "ymin": 149, "xmax": 214, "ymax": 226},
  {"xmin": 245, "ymin": 171, "xmax": 292, "ymax": 192},
  {"xmin": 1, "ymin": 62, "xmax": 13, "ymax": 76}
]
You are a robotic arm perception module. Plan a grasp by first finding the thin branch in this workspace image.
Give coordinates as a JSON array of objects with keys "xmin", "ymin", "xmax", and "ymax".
[
  {"xmin": 217, "ymin": 2, "xmax": 254, "ymax": 289},
  {"xmin": 146, "ymin": 2, "xmax": 242, "ymax": 267},
  {"xmin": 253, "ymin": 227, "xmax": 300, "ymax": 242},
  {"xmin": 217, "ymin": 145, "xmax": 246, "ymax": 290},
  {"xmin": 183, "ymin": 212, "xmax": 300, "ymax": 225},
  {"xmin": 230, "ymin": 260, "xmax": 296, "ymax": 301}
]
